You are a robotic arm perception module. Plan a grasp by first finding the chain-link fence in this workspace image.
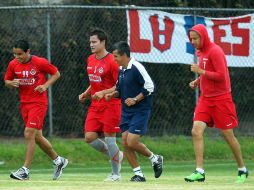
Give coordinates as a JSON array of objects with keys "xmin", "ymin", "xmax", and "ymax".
[{"xmin": 0, "ymin": 5, "xmax": 253, "ymax": 137}]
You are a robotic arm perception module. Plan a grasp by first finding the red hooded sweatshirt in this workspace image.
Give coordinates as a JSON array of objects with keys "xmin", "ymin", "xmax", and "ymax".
[{"xmin": 189, "ymin": 24, "xmax": 231, "ymax": 99}]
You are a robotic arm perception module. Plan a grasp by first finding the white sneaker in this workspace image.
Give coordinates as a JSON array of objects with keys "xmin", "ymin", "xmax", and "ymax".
[
  {"xmin": 104, "ymin": 173, "xmax": 121, "ymax": 182},
  {"xmin": 53, "ymin": 157, "xmax": 69, "ymax": 180}
]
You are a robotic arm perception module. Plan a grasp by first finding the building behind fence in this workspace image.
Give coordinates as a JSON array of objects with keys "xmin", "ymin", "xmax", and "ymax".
[{"xmin": 0, "ymin": 5, "xmax": 253, "ymax": 137}]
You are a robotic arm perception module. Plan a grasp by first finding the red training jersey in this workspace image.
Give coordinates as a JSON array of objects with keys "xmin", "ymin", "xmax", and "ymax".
[
  {"xmin": 189, "ymin": 24, "xmax": 231, "ymax": 98},
  {"xmin": 4, "ymin": 55, "xmax": 58, "ymax": 105},
  {"xmin": 87, "ymin": 53, "xmax": 120, "ymax": 106}
]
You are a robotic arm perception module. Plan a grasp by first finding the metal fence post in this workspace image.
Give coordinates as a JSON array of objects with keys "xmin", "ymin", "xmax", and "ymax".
[
  {"xmin": 193, "ymin": 11, "xmax": 199, "ymax": 104},
  {"xmin": 46, "ymin": 7, "xmax": 53, "ymax": 137}
]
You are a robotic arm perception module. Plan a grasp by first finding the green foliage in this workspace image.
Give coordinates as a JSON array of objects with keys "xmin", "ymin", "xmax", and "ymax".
[{"xmin": 0, "ymin": 136, "xmax": 253, "ymax": 168}]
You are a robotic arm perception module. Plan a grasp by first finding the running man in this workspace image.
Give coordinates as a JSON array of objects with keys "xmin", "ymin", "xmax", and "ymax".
[
  {"xmin": 79, "ymin": 28, "xmax": 122, "ymax": 181},
  {"xmin": 4, "ymin": 39, "xmax": 68, "ymax": 180},
  {"xmin": 184, "ymin": 24, "xmax": 248, "ymax": 183},
  {"xmin": 105, "ymin": 41, "xmax": 163, "ymax": 182}
]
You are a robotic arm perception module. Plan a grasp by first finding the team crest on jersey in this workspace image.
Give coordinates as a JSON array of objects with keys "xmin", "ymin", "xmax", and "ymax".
[
  {"xmin": 98, "ymin": 67, "xmax": 103, "ymax": 74},
  {"xmin": 30, "ymin": 69, "xmax": 36, "ymax": 75}
]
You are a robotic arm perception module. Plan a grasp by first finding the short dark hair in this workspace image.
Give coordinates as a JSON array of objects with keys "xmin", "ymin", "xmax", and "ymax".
[
  {"xmin": 89, "ymin": 28, "xmax": 108, "ymax": 45},
  {"xmin": 113, "ymin": 41, "xmax": 130, "ymax": 57},
  {"xmin": 13, "ymin": 39, "xmax": 30, "ymax": 52}
]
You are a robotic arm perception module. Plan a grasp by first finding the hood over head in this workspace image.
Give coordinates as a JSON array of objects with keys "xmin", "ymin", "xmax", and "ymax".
[{"xmin": 188, "ymin": 24, "xmax": 211, "ymax": 51}]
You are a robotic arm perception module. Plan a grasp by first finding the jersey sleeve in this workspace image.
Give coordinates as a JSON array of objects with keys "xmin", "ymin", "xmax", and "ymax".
[
  {"xmin": 115, "ymin": 70, "xmax": 121, "ymax": 97},
  {"xmin": 4, "ymin": 62, "xmax": 15, "ymax": 80},
  {"xmin": 204, "ymin": 48, "xmax": 226, "ymax": 81},
  {"xmin": 110, "ymin": 59, "xmax": 120, "ymax": 83},
  {"xmin": 37, "ymin": 58, "xmax": 58, "ymax": 75},
  {"xmin": 135, "ymin": 64, "xmax": 155, "ymax": 96}
]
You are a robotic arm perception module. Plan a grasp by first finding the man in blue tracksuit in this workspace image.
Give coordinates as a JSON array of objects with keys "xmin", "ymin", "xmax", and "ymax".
[{"xmin": 105, "ymin": 41, "xmax": 163, "ymax": 182}]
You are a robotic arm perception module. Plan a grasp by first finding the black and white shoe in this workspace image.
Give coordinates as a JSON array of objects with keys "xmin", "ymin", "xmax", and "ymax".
[
  {"xmin": 130, "ymin": 175, "xmax": 146, "ymax": 182},
  {"xmin": 10, "ymin": 167, "xmax": 29, "ymax": 180},
  {"xmin": 153, "ymin": 155, "xmax": 163, "ymax": 178},
  {"xmin": 53, "ymin": 157, "xmax": 68, "ymax": 180}
]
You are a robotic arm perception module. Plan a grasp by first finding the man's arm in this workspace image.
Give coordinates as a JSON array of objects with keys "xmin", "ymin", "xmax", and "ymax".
[
  {"xmin": 105, "ymin": 90, "xmax": 120, "ymax": 101},
  {"xmin": 5, "ymin": 79, "xmax": 20, "ymax": 89},
  {"xmin": 189, "ymin": 78, "xmax": 200, "ymax": 90},
  {"xmin": 92, "ymin": 86, "xmax": 116, "ymax": 100},
  {"xmin": 79, "ymin": 85, "xmax": 91, "ymax": 103},
  {"xmin": 125, "ymin": 92, "xmax": 144, "ymax": 107},
  {"xmin": 34, "ymin": 71, "xmax": 60, "ymax": 93},
  {"xmin": 191, "ymin": 49, "xmax": 226, "ymax": 82}
]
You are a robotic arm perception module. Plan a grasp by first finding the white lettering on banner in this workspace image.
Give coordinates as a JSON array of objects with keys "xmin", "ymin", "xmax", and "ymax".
[{"xmin": 126, "ymin": 10, "xmax": 254, "ymax": 67}]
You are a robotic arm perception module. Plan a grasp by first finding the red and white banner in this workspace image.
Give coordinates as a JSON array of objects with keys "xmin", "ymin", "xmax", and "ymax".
[{"xmin": 126, "ymin": 10, "xmax": 254, "ymax": 67}]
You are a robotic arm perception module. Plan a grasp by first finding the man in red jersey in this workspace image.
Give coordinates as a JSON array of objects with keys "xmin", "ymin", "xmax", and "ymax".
[
  {"xmin": 184, "ymin": 24, "xmax": 248, "ymax": 183},
  {"xmin": 79, "ymin": 28, "xmax": 122, "ymax": 181},
  {"xmin": 4, "ymin": 40, "xmax": 68, "ymax": 181}
]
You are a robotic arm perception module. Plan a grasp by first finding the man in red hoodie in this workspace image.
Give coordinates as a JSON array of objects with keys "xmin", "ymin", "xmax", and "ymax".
[{"xmin": 184, "ymin": 24, "xmax": 248, "ymax": 183}]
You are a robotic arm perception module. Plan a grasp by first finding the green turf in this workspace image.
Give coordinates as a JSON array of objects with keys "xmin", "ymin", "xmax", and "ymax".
[
  {"xmin": 0, "ymin": 161, "xmax": 253, "ymax": 190},
  {"xmin": 1, "ymin": 137, "xmax": 253, "ymax": 189},
  {"xmin": 1, "ymin": 136, "xmax": 254, "ymax": 168}
]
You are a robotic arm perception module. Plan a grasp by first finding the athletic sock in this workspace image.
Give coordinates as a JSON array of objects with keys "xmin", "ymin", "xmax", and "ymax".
[
  {"xmin": 238, "ymin": 167, "xmax": 247, "ymax": 172},
  {"xmin": 105, "ymin": 137, "xmax": 121, "ymax": 175},
  {"xmin": 89, "ymin": 138, "xmax": 109, "ymax": 156},
  {"xmin": 196, "ymin": 168, "xmax": 205, "ymax": 174},
  {"xmin": 149, "ymin": 153, "xmax": 158, "ymax": 163},
  {"xmin": 133, "ymin": 166, "xmax": 144, "ymax": 177}
]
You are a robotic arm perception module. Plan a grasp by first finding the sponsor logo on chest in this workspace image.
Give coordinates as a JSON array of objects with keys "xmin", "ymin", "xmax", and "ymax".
[{"xmin": 88, "ymin": 74, "xmax": 102, "ymax": 82}]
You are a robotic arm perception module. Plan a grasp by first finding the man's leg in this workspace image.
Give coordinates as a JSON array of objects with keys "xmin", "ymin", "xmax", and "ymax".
[
  {"xmin": 24, "ymin": 127, "xmax": 37, "ymax": 168},
  {"xmin": 126, "ymin": 133, "xmax": 152, "ymax": 157},
  {"xmin": 125, "ymin": 132, "xmax": 163, "ymax": 179},
  {"xmin": 184, "ymin": 121, "xmax": 206, "ymax": 182},
  {"xmin": 221, "ymin": 129, "xmax": 244, "ymax": 167},
  {"xmin": 104, "ymin": 133, "xmax": 122, "ymax": 178},
  {"xmin": 85, "ymin": 132, "xmax": 109, "ymax": 156},
  {"xmin": 35, "ymin": 130, "xmax": 68, "ymax": 180},
  {"xmin": 122, "ymin": 131, "xmax": 146, "ymax": 182},
  {"xmin": 85, "ymin": 132, "xmax": 122, "ymax": 181},
  {"xmin": 35, "ymin": 130, "xmax": 58, "ymax": 159},
  {"xmin": 221, "ymin": 129, "xmax": 248, "ymax": 183},
  {"xmin": 10, "ymin": 127, "xmax": 36, "ymax": 180},
  {"xmin": 192, "ymin": 121, "xmax": 206, "ymax": 169},
  {"xmin": 122, "ymin": 131, "xmax": 139, "ymax": 168}
]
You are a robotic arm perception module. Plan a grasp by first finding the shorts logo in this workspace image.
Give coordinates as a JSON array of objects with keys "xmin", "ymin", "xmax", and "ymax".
[
  {"xmin": 98, "ymin": 67, "xmax": 103, "ymax": 74},
  {"xmin": 30, "ymin": 69, "xmax": 36, "ymax": 75},
  {"xmin": 226, "ymin": 123, "xmax": 232, "ymax": 127},
  {"xmin": 29, "ymin": 122, "xmax": 37, "ymax": 125}
]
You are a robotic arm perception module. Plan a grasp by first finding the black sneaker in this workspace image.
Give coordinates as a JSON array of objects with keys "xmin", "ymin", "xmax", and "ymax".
[
  {"xmin": 53, "ymin": 157, "xmax": 68, "ymax": 180},
  {"xmin": 153, "ymin": 155, "xmax": 163, "ymax": 178},
  {"xmin": 10, "ymin": 167, "xmax": 29, "ymax": 180},
  {"xmin": 130, "ymin": 175, "xmax": 146, "ymax": 182}
]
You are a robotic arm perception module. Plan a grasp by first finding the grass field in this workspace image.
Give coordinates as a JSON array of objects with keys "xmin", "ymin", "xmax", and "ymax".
[
  {"xmin": 0, "ymin": 160, "xmax": 253, "ymax": 190},
  {"xmin": 1, "ymin": 137, "xmax": 253, "ymax": 189}
]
